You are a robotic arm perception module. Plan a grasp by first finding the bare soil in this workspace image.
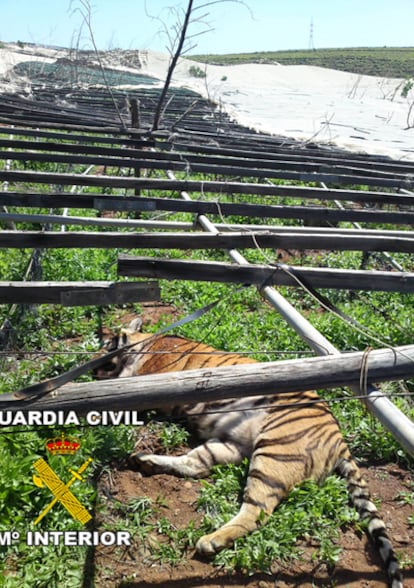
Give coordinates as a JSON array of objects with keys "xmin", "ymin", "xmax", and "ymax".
[
  {"xmin": 93, "ymin": 305, "xmax": 414, "ymax": 588},
  {"xmin": 93, "ymin": 460, "xmax": 414, "ymax": 588}
]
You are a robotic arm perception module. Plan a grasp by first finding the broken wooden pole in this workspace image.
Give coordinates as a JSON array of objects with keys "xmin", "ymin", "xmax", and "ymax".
[{"xmin": 1, "ymin": 345, "xmax": 414, "ymax": 427}]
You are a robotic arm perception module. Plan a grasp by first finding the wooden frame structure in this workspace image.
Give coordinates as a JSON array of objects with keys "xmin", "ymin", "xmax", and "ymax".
[{"xmin": 1, "ymin": 80, "xmax": 414, "ymax": 455}]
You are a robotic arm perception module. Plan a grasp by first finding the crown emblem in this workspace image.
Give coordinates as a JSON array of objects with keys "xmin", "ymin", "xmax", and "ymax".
[{"xmin": 46, "ymin": 433, "xmax": 80, "ymax": 456}]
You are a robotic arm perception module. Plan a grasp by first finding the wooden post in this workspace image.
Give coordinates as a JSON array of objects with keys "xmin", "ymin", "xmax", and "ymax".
[
  {"xmin": 2, "ymin": 345, "xmax": 414, "ymax": 455},
  {"xmin": 129, "ymin": 97, "xmax": 140, "ymax": 130},
  {"xmin": 129, "ymin": 97, "xmax": 142, "ymax": 200}
]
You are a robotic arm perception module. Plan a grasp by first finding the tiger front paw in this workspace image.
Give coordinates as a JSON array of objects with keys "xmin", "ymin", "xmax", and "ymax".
[
  {"xmin": 196, "ymin": 531, "xmax": 232, "ymax": 555},
  {"xmin": 128, "ymin": 452, "xmax": 165, "ymax": 474}
]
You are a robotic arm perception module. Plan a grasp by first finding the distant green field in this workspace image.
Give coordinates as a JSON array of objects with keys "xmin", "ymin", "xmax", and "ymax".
[{"xmin": 191, "ymin": 47, "xmax": 414, "ymax": 78}]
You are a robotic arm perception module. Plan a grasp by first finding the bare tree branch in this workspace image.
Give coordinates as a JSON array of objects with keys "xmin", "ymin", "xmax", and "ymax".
[
  {"xmin": 149, "ymin": 0, "xmax": 252, "ymax": 134},
  {"xmin": 151, "ymin": 0, "xmax": 195, "ymax": 133},
  {"xmin": 194, "ymin": 0, "xmax": 254, "ymax": 19},
  {"xmin": 67, "ymin": 0, "xmax": 253, "ymax": 134},
  {"xmin": 70, "ymin": 0, "xmax": 126, "ymax": 129}
]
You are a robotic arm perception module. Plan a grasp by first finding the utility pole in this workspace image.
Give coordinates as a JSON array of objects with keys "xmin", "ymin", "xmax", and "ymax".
[{"xmin": 308, "ymin": 18, "xmax": 315, "ymax": 50}]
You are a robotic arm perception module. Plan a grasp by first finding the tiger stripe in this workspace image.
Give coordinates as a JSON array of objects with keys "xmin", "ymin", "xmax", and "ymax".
[{"xmin": 100, "ymin": 324, "xmax": 403, "ymax": 588}]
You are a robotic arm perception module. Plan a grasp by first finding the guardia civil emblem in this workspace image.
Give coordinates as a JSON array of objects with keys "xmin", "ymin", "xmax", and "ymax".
[{"xmin": 32, "ymin": 433, "xmax": 92, "ymax": 525}]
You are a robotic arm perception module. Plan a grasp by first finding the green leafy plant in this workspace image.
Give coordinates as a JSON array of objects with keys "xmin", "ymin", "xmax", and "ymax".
[
  {"xmin": 158, "ymin": 422, "xmax": 190, "ymax": 452},
  {"xmin": 189, "ymin": 64, "xmax": 206, "ymax": 78},
  {"xmin": 401, "ymin": 78, "xmax": 413, "ymax": 98}
]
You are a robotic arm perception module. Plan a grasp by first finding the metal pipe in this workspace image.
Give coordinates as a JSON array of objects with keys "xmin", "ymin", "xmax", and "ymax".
[
  {"xmin": 166, "ymin": 171, "xmax": 414, "ymax": 457},
  {"xmin": 1, "ymin": 212, "xmax": 412, "ymax": 238}
]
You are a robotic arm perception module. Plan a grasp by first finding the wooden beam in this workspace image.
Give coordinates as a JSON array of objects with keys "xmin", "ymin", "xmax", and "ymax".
[
  {"xmin": 0, "ymin": 281, "xmax": 160, "ymax": 305},
  {"xmin": 3, "ymin": 128, "xmax": 411, "ymax": 178},
  {"xmin": 1, "ymin": 149, "xmax": 411, "ymax": 187},
  {"xmin": 1, "ymin": 167, "xmax": 413, "ymax": 205},
  {"xmin": 2, "ymin": 344, "xmax": 414, "ymax": 420},
  {"xmin": 2, "ymin": 168, "xmax": 414, "ymax": 200},
  {"xmin": 0, "ymin": 126, "xmax": 154, "ymax": 148},
  {"xmin": 167, "ymin": 139, "xmax": 414, "ymax": 175},
  {"xmin": 117, "ymin": 255, "xmax": 414, "ymax": 293},
  {"xmin": 0, "ymin": 189, "xmax": 414, "ymax": 225},
  {"xmin": 1, "ymin": 230, "xmax": 413, "ymax": 254},
  {"xmin": 2, "ymin": 135, "xmax": 412, "ymax": 177},
  {"xmin": 2, "ymin": 188, "xmax": 413, "ymax": 225}
]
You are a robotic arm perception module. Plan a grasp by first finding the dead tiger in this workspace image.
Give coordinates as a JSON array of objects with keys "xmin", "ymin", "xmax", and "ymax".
[{"xmin": 99, "ymin": 319, "xmax": 403, "ymax": 588}]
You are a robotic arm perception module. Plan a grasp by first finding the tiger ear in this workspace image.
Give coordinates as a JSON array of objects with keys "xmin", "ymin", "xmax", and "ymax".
[
  {"xmin": 127, "ymin": 317, "xmax": 143, "ymax": 333},
  {"xmin": 120, "ymin": 317, "xmax": 144, "ymax": 345}
]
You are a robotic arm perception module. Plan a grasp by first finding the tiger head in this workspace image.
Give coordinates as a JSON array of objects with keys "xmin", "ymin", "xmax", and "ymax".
[{"xmin": 94, "ymin": 317, "xmax": 152, "ymax": 379}]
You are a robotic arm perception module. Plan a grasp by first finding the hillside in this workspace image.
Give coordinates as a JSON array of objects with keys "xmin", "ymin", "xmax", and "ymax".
[
  {"xmin": 191, "ymin": 47, "xmax": 414, "ymax": 78},
  {"xmin": 1, "ymin": 41, "xmax": 414, "ymax": 160}
]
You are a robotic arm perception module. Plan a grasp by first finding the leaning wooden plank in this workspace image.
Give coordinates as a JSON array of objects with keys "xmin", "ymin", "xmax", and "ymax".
[
  {"xmin": 0, "ymin": 281, "xmax": 160, "ymax": 305},
  {"xmin": 117, "ymin": 256, "xmax": 414, "ymax": 293},
  {"xmin": 0, "ymin": 212, "xmax": 192, "ymax": 231},
  {"xmin": 1, "ymin": 230, "xmax": 414, "ymax": 254}
]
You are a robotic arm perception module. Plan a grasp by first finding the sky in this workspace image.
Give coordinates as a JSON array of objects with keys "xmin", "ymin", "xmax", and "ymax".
[{"xmin": 0, "ymin": 0, "xmax": 413, "ymax": 55}]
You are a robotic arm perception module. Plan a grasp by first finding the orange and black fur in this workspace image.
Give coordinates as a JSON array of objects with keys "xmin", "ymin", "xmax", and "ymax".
[{"xmin": 100, "ymin": 320, "xmax": 403, "ymax": 588}]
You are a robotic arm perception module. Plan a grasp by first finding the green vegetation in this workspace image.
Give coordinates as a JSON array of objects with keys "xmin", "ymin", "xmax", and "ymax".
[
  {"xmin": 157, "ymin": 422, "xmax": 190, "ymax": 452},
  {"xmin": 0, "ymin": 131, "xmax": 413, "ymax": 585},
  {"xmin": 188, "ymin": 64, "xmax": 207, "ymax": 78},
  {"xmin": 198, "ymin": 462, "xmax": 359, "ymax": 572},
  {"xmin": 191, "ymin": 46, "xmax": 414, "ymax": 77},
  {"xmin": 97, "ymin": 459, "xmax": 359, "ymax": 579}
]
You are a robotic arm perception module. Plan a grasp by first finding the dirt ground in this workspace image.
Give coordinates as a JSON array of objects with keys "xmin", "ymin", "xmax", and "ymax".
[
  {"xmin": 93, "ymin": 305, "xmax": 414, "ymax": 588},
  {"xmin": 93, "ymin": 460, "xmax": 414, "ymax": 588}
]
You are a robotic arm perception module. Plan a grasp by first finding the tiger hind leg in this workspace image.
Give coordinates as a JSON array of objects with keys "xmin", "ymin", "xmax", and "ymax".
[
  {"xmin": 129, "ymin": 438, "xmax": 244, "ymax": 479},
  {"xmin": 196, "ymin": 452, "xmax": 298, "ymax": 555}
]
